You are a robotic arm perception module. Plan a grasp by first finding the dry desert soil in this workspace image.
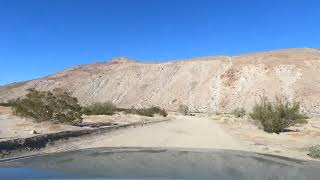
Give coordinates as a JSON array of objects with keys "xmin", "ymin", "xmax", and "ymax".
[{"xmin": 1, "ymin": 106, "xmax": 320, "ymax": 161}]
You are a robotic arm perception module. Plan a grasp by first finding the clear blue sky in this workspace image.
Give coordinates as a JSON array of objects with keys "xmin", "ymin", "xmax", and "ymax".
[{"xmin": 1, "ymin": 0, "xmax": 319, "ymax": 85}]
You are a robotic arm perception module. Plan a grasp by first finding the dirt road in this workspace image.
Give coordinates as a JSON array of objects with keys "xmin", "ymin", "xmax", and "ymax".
[
  {"xmin": 43, "ymin": 115, "xmax": 248, "ymax": 153},
  {"xmin": 35, "ymin": 114, "xmax": 320, "ymax": 161}
]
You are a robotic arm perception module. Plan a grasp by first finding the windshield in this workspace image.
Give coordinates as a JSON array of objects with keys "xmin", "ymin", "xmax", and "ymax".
[{"xmin": 1, "ymin": 0, "xmax": 320, "ymax": 179}]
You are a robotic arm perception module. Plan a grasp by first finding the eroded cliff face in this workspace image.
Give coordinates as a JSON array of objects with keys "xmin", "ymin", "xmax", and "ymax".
[{"xmin": 1, "ymin": 48, "xmax": 320, "ymax": 115}]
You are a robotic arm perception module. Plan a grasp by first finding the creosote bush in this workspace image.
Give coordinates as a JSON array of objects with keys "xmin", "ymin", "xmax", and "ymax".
[
  {"xmin": 0, "ymin": 100, "xmax": 15, "ymax": 107},
  {"xmin": 12, "ymin": 89, "xmax": 83, "ymax": 125},
  {"xmin": 250, "ymin": 95, "xmax": 308, "ymax": 133},
  {"xmin": 308, "ymin": 145, "xmax": 320, "ymax": 159},
  {"xmin": 178, "ymin": 104, "xmax": 189, "ymax": 115},
  {"xmin": 83, "ymin": 103, "xmax": 168, "ymax": 117},
  {"xmin": 82, "ymin": 102, "xmax": 117, "ymax": 115},
  {"xmin": 8, "ymin": 89, "xmax": 169, "ymax": 123},
  {"xmin": 122, "ymin": 106, "xmax": 168, "ymax": 117},
  {"xmin": 232, "ymin": 107, "xmax": 246, "ymax": 118}
]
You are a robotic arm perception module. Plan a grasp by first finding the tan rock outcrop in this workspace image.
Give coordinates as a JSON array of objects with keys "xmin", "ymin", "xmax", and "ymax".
[{"xmin": 1, "ymin": 48, "xmax": 320, "ymax": 115}]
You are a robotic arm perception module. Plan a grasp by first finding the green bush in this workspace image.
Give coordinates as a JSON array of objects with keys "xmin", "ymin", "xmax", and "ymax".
[
  {"xmin": 178, "ymin": 104, "xmax": 189, "ymax": 115},
  {"xmin": 121, "ymin": 106, "xmax": 168, "ymax": 117},
  {"xmin": 83, "ymin": 103, "xmax": 168, "ymax": 117},
  {"xmin": 308, "ymin": 145, "xmax": 320, "ymax": 159},
  {"xmin": 232, "ymin": 107, "xmax": 246, "ymax": 118},
  {"xmin": 12, "ymin": 89, "xmax": 83, "ymax": 125},
  {"xmin": 82, "ymin": 102, "xmax": 117, "ymax": 115},
  {"xmin": 142, "ymin": 106, "xmax": 168, "ymax": 117},
  {"xmin": 250, "ymin": 95, "xmax": 308, "ymax": 133}
]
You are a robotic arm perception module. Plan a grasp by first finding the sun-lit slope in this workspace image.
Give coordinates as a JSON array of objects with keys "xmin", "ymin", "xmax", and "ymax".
[{"xmin": 1, "ymin": 48, "xmax": 320, "ymax": 115}]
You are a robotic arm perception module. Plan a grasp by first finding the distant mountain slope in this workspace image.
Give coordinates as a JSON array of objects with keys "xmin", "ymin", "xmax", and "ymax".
[{"xmin": 1, "ymin": 48, "xmax": 320, "ymax": 115}]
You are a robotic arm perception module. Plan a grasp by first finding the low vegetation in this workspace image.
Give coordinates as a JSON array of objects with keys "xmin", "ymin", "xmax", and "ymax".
[
  {"xmin": 232, "ymin": 107, "xmax": 246, "ymax": 118},
  {"xmin": 82, "ymin": 102, "xmax": 168, "ymax": 117},
  {"xmin": 121, "ymin": 106, "xmax": 168, "ymax": 117},
  {"xmin": 250, "ymin": 95, "xmax": 308, "ymax": 133},
  {"xmin": 7, "ymin": 89, "xmax": 168, "ymax": 124},
  {"xmin": 0, "ymin": 100, "xmax": 16, "ymax": 107},
  {"xmin": 94, "ymin": 106, "xmax": 168, "ymax": 117},
  {"xmin": 11, "ymin": 89, "xmax": 83, "ymax": 125},
  {"xmin": 82, "ymin": 102, "xmax": 117, "ymax": 115},
  {"xmin": 178, "ymin": 104, "xmax": 189, "ymax": 115},
  {"xmin": 81, "ymin": 101, "xmax": 168, "ymax": 118},
  {"xmin": 308, "ymin": 145, "xmax": 320, "ymax": 159}
]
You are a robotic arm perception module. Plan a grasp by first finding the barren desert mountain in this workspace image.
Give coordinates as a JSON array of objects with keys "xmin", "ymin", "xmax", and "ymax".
[{"xmin": 1, "ymin": 48, "xmax": 320, "ymax": 115}]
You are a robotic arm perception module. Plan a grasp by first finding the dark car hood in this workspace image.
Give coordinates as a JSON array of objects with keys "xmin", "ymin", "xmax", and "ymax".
[{"xmin": 0, "ymin": 147, "xmax": 319, "ymax": 180}]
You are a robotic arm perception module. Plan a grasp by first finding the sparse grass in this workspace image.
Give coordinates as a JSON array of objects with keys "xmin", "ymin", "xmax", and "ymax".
[
  {"xmin": 295, "ymin": 118, "xmax": 308, "ymax": 124},
  {"xmin": 232, "ymin": 107, "xmax": 246, "ymax": 118},
  {"xmin": 250, "ymin": 95, "xmax": 308, "ymax": 133},
  {"xmin": 308, "ymin": 145, "xmax": 320, "ymax": 159},
  {"xmin": 178, "ymin": 104, "xmax": 189, "ymax": 115},
  {"xmin": 11, "ymin": 89, "xmax": 83, "ymax": 125}
]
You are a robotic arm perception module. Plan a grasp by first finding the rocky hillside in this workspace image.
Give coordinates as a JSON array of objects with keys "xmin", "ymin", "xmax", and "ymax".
[{"xmin": 1, "ymin": 48, "xmax": 320, "ymax": 115}]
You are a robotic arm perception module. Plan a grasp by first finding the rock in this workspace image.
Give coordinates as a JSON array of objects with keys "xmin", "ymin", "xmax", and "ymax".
[
  {"xmin": 29, "ymin": 130, "xmax": 39, "ymax": 135},
  {"xmin": 1, "ymin": 48, "xmax": 320, "ymax": 114},
  {"xmin": 111, "ymin": 57, "xmax": 135, "ymax": 63}
]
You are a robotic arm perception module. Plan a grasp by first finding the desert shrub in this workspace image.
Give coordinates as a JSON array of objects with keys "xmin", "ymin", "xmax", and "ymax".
[
  {"xmin": 250, "ymin": 95, "xmax": 308, "ymax": 133},
  {"xmin": 308, "ymin": 145, "xmax": 320, "ymax": 159},
  {"xmin": 146, "ymin": 106, "xmax": 168, "ymax": 117},
  {"xmin": 121, "ymin": 106, "xmax": 168, "ymax": 117},
  {"xmin": 178, "ymin": 104, "xmax": 189, "ymax": 115},
  {"xmin": 82, "ymin": 102, "xmax": 117, "ymax": 115},
  {"xmin": 83, "ymin": 103, "xmax": 168, "ymax": 117},
  {"xmin": 12, "ymin": 89, "xmax": 83, "ymax": 125},
  {"xmin": 0, "ymin": 100, "xmax": 15, "ymax": 107},
  {"xmin": 232, "ymin": 107, "xmax": 246, "ymax": 118}
]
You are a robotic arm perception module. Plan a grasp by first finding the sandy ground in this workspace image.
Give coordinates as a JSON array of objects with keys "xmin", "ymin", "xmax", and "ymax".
[
  {"xmin": 1, "ymin": 106, "xmax": 320, "ymax": 160},
  {"xmin": 213, "ymin": 114, "xmax": 320, "ymax": 160},
  {"xmin": 41, "ymin": 114, "xmax": 320, "ymax": 160},
  {"xmin": 0, "ymin": 106, "xmax": 164, "ymax": 142},
  {"xmin": 43, "ymin": 115, "xmax": 247, "ymax": 154},
  {"xmin": 0, "ymin": 107, "xmax": 84, "ymax": 141}
]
